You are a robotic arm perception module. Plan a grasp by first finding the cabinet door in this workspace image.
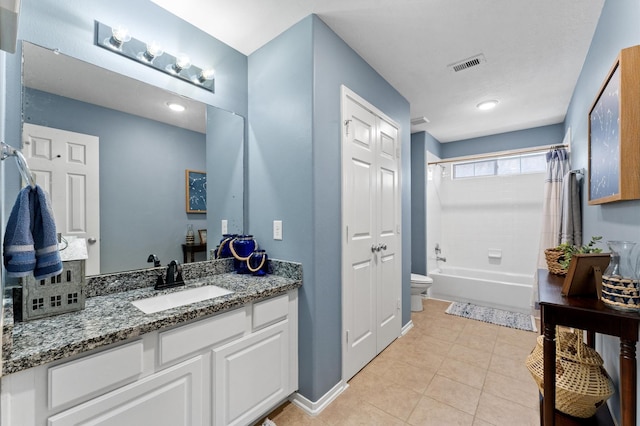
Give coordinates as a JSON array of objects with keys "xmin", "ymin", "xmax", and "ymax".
[
  {"xmin": 213, "ymin": 321, "xmax": 289, "ymax": 426},
  {"xmin": 48, "ymin": 356, "xmax": 204, "ymax": 426}
]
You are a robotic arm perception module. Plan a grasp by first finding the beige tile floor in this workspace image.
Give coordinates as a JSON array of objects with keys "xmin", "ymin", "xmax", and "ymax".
[{"xmin": 268, "ymin": 298, "xmax": 541, "ymax": 426}]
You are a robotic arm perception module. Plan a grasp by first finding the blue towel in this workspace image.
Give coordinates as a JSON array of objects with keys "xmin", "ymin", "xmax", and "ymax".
[
  {"xmin": 3, "ymin": 185, "xmax": 63, "ymax": 280},
  {"xmin": 32, "ymin": 186, "xmax": 63, "ymax": 280},
  {"xmin": 3, "ymin": 187, "xmax": 36, "ymax": 277}
]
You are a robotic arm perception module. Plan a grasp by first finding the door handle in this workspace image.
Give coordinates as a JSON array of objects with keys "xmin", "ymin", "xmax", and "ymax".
[
  {"xmin": 87, "ymin": 238, "xmax": 97, "ymax": 244},
  {"xmin": 379, "ymin": 244, "xmax": 387, "ymax": 251},
  {"xmin": 371, "ymin": 245, "xmax": 378, "ymax": 253}
]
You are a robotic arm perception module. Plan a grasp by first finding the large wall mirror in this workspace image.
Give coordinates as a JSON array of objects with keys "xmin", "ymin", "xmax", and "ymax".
[{"xmin": 20, "ymin": 41, "xmax": 244, "ymax": 276}]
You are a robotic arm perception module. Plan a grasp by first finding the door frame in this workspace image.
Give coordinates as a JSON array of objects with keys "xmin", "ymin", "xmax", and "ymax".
[{"xmin": 340, "ymin": 85, "xmax": 402, "ymax": 382}]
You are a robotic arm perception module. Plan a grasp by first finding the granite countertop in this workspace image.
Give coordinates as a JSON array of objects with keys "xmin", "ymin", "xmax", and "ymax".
[{"xmin": 2, "ymin": 259, "xmax": 302, "ymax": 376}]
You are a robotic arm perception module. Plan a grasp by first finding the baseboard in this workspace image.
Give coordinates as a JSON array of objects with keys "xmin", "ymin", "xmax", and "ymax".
[
  {"xmin": 289, "ymin": 380, "xmax": 348, "ymax": 416},
  {"xmin": 401, "ymin": 320, "xmax": 414, "ymax": 336}
]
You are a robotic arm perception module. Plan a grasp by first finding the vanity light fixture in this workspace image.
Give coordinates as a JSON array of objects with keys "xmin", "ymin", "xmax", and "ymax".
[
  {"xmin": 476, "ymin": 100, "xmax": 499, "ymax": 111},
  {"xmin": 95, "ymin": 21, "xmax": 215, "ymax": 93}
]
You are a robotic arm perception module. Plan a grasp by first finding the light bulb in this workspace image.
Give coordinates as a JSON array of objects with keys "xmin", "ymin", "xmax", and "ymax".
[
  {"xmin": 142, "ymin": 41, "xmax": 164, "ymax": 62},
  {"xmin": 173, "ymin": 54, "xmax": 191, "ymax": 73},
  {"xmin": 109, "ymin": 25, "xmax": 131, "ymax": 49},
  {"xmin": 197, "ymin": 68, "xmax": 215, "ymax": 83}
]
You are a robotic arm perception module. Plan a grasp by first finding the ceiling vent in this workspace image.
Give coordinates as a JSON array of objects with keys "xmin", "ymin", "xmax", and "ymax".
[
  {"xmin": 448, "ymin": 54, "xmax": 486, "ymax": 72},
  {"xmin": 411, "ymin": 116, "xmax": 430, "ymax": 126}
]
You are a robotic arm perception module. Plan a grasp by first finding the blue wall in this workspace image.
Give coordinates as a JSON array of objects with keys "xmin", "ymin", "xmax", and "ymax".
[
  {"xmin": 440, "ymin": 123, "xmax": 565, "ymax": 159},
  {"xmin": 410, "ymin": 131, "xmax": 441, "ymax": 275},
  {"xmin": 248, "ymin": 15, "xmax": 410, "ymax": 401},
  {"xmin": 24, "ymin": 88, "xmax": 206, "ymax": 273},
  {"xmin": 564, "ymin": 1, "xmax": 640, "ymax": 422}
]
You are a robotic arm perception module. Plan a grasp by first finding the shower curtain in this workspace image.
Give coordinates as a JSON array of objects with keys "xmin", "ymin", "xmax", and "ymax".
[{"xmin": 537, "ymin": 148, "xmax": 569, "ymax": 268}]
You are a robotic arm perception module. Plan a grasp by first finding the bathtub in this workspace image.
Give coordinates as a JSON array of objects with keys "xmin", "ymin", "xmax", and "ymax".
[{"xmin": 428, "ymin": 266, "xmax": 534, "ymax": 314}]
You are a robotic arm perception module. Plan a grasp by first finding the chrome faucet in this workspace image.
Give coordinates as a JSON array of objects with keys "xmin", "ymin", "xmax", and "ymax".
[
  {"xmin": 435, "ymin": 243, "xmax": 441, "ymax": 255},
  {"xmin": 435, "ymin": 244, "xmax": 445, "ymax": 262},
  {"xmin": 436, "ymin": 256, "xmax": 447, "ymax": 262}
]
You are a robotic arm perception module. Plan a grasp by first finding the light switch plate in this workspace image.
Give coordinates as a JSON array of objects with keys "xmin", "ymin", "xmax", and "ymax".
[
  {"xmin": 221, "ymin": 219, "xmax": 228, "ymax": 235},
  {"xmin": 273, "ymin": 220, "xmax": 283, "ymax": 240}
]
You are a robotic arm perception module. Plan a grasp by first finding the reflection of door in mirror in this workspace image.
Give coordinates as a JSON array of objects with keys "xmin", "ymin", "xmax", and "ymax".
[{"xmin": 22, "ymin": 123, "xmax": 100, "ymax": 275}]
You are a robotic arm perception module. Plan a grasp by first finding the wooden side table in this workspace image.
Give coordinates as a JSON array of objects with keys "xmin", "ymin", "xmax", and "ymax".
[
  {"xmin": 538, "ymin": 269, "xmax": 639, "ymax": 425},
  {"xmin": 181, "ymin": 243, "xmax": 207, "ymax": 263}
]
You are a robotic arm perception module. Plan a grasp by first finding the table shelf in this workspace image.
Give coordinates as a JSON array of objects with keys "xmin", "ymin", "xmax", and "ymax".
[{"xmin": 538, "ymin": 269, "xmax": 639, "ymax": 426}]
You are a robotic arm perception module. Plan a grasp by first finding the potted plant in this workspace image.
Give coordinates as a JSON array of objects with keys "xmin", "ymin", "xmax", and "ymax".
[{"xmin": 546, "ymin": 236, "xmax": 603, "ymax": 275}]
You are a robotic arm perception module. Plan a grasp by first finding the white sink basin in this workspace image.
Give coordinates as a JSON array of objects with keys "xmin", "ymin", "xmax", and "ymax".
[{"xmin": 132, "ymin": 285, "xmax": 234, "ymax": 314}]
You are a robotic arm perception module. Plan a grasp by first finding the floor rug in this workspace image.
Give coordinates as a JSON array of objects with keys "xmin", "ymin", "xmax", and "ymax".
[{"xmin": 445, "ymin": 302, "xmax": 537, "ymax": 332}]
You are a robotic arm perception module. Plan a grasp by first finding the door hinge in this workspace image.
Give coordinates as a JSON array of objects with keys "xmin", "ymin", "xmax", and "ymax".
[
  {"xmin": 346, "ymin": 330, "xmax": 349, "ymax": 345},
  {"xmin": 344, "ymin": 119, "xmax": 352, "ymax": 136},
  {"xmin": 346, "ymin": 225, "xmax": 349, "ymax": 242},
  {"xmin": 396, "ymin": 148, "xmax": 400, "ymax": 158},
  {"xmin": 397, "ymin": 298, "xmax": 401, "ymax": 310}
]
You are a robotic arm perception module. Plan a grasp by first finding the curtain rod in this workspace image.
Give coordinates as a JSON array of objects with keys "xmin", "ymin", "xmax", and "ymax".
[{"xmin": 427, "ymin": 144, "xmax": 568, "ymax": 166}]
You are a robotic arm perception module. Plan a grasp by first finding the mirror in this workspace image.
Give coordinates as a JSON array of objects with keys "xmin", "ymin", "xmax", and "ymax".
[{"xmin": 20, "ymin": 42, "xmax": 244, "ymax": 276}]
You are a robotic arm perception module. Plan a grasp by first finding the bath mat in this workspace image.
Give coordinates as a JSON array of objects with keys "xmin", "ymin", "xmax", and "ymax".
[{"xmin": 445, "ymin": 302, "xmax": 537, "ymax": 332}]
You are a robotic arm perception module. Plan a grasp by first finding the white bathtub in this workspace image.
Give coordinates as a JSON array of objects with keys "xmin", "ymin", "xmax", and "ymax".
[{"xmin": 428, "ymin": 266, "xmax": 534, "ymax": 314}]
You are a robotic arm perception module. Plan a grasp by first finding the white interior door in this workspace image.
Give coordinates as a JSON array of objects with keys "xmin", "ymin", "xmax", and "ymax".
[
  {"xmin": 342, "ymin": 87, "xmax": 401, "ymax": 381},
  {"xmin": 22, "ymin": 123, "xmax": 100, "ymax": 275}
]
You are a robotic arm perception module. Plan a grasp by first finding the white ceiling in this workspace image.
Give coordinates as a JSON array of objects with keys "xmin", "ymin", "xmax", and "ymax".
[{"xmin": 151, "ymin": 0, "xmax": 605, "ymax": 142}]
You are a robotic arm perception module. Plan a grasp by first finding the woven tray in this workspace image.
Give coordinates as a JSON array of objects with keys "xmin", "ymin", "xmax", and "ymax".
[{"xmin": 545, "ymin": 248, "xmax": 567, "ymax": 276}]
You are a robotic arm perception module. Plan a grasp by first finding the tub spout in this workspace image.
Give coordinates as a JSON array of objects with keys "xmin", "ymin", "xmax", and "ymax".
[{"xmin": 436, "ymin": 256, "xmax": 447, "ymax": 262}]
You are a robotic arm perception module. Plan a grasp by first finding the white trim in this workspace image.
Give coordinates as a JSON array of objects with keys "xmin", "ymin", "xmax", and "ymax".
[
  {"xmin": 289, "ymin": 380, "xmax": 348, "ymax": 416},
  {"xmin": 401, "ymin": 320, "xmax": 414, "ymax": 336}
]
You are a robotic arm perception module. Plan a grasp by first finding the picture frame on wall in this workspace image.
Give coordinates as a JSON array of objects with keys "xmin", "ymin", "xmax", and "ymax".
[
  {"xmin": 186, "ymin": 169, "xmax": 207, "ymax": 213},
  {"xmin": 588, "ymin": 45, "xmax": 640, "ymax": 205},
  {"xmin": 198, "ymin": 229, "xmax": 207, "ymax": 244}
]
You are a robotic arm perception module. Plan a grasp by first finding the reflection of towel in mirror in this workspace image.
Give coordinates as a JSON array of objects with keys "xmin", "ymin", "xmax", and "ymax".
[
  {"xmin": 32, "ymin": 186, "xmax": 63, "ymax": 280},
  {"xmin": 3, "ymin": 185, "xmax": 62, "ymax": 279},
  {"xmin": 559, "ymin": 171, "xmax": 582, "ymax": 246},
  {"xmin": 3, "ymin": 187, "xmax": 36, "ymax": 277}
]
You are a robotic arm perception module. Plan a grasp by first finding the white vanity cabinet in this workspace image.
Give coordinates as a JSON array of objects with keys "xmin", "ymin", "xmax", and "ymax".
[
  {"xmin": 47, "ymin": 355, "xmax": 206, "ymax": 426},
  {"xmin": 0, "ymin": 289, "xmax": 298, "ymax": 426}
]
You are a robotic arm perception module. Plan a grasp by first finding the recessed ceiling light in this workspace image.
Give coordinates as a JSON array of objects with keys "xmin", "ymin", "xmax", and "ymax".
[
  {"xmin": 476, "ymin": 100, "xmax": 499, "ymax": 111},
  {"xmin": 167, "ymin": 102, "xmax": 186, "ymax": 112}
]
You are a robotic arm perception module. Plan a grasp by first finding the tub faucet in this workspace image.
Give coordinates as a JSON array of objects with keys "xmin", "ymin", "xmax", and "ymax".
[
  {"xmin": 435, "ymin": 243, "xmax": 441, "ymax": 255},
  {"xmin": 436, "ymin": 256, "xmax": 447, "ymax": 262}
]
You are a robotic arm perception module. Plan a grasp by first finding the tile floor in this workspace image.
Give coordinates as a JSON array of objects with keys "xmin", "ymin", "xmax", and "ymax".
[{"xmin": 268, "ymin": 298, "xmax": 541, "ymax": 425}]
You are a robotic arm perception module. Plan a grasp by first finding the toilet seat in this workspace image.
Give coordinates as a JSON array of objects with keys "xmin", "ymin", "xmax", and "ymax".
[{"xmin": 411, "ymin": 273, "xmax": 433, "ymax": 285}]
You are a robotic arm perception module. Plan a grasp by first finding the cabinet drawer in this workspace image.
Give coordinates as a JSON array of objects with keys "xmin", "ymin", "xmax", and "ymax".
[
  {"xmin": 49, "ymin": 340, "xmax": 144, "ymax": 409},
  {"xmin": 159, "ymin": 307, "xmax": 245, "ymax": 365},
  {"xmin": 252, "ymin": 293, "xmax": 289, "ymax": 331},
  {"xmin": 49, "ymin": 355, "xmax": 204, "ymax": 426}
]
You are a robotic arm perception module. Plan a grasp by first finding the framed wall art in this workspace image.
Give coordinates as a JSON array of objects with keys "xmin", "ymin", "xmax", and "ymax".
[
  {"xmin": 588, "ymin": 45, "xmax": 640, "ymax": 205},
  {"xmin": 186, "ymin": 169, "xmax": 207, "ymax": 213}
]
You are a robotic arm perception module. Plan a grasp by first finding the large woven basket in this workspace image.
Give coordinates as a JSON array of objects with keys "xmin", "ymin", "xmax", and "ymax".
[
  {"xmin": 545, "ymin": 248, "xmax": 567, "ymax": 276},
  {"xmin": 526, "ymin": 329, "xmax": 614, "ymax": 418}
]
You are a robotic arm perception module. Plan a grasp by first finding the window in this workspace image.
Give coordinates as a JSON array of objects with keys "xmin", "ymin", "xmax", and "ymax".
[{"xmin": 452, "ymin": 152, "xmax": 546, "ymax": 179}]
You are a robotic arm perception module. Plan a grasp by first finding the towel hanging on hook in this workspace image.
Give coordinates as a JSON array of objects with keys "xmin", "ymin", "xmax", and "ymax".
[{"xmin": 1, "ymin": 141, "xmax": 36, "ymax": 188}]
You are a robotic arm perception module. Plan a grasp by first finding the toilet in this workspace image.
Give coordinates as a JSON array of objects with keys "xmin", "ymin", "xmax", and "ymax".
[{"xmin": 411, "ymin": 273, "xmax": 433, "ymax": 312}]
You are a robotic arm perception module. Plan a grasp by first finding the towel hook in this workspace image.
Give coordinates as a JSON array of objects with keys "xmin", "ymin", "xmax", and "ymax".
[{"xmin": 1, "ymin": 141, "xmax": 36, "ymax": 188}]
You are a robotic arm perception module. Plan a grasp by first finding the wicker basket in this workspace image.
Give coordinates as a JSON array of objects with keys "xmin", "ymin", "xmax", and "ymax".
[
  {"xmin": 526, "ymin": 329, "xmax": 614, "ymax": 418},
  {"xmin": 545, "ymin": 248, "xmax": 567, "ymax": 276}
]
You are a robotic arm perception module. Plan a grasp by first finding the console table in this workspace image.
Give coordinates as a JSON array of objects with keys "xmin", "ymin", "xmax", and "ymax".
[
  {"xmin": 181, "ymin": 243, "xmax": 207, "ymax": 263},
  {"xmin": 538, "ymin": 269, "xmax": 639, "ymax": 426}
]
